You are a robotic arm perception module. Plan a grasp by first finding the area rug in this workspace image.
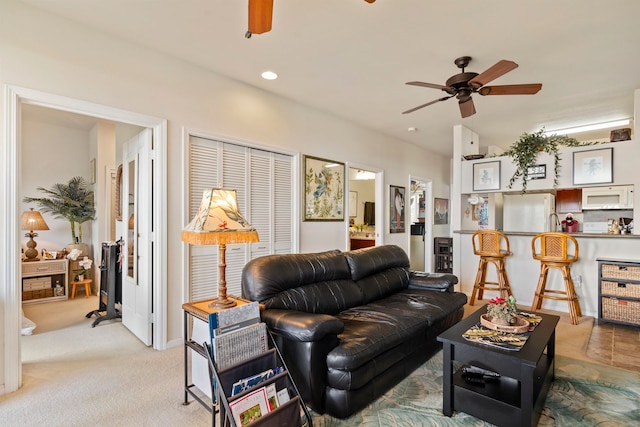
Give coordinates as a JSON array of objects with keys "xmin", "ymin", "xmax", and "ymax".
[{"xmin": 311, "ymin": 352, "xmax": 640, "ymax": 426}]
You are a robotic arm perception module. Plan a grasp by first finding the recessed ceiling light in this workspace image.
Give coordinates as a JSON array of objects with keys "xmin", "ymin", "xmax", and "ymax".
[
  {"xmin": 261, "ymin": 71, "xmax": 278, "ymax": 80},
  {"xmin": 408, "ymin": 127, "xmax": 418, "ymax": 132}
]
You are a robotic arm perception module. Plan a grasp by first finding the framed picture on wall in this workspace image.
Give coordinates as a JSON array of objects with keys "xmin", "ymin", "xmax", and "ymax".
[
  {"xmin": 434, "ymin": 198, "xmax": 449, "ymax": 225},
  {"xmin": 349, "ymin": 191, "xmax": 358, "ymax": 217},
  {"xmin": 573, "ymin": 147, "xmax": 613, "ymax": 185},
  {"xmin": 473, "ymin": 160, "xmax": 501, "ymax": 191},
  {"xmin": 389, "ymin": 185, "xmax": 405, "ymax": 233},
  {"xmin": 303, "ymin": 155, "xmax": 345, "ymax": 221}
]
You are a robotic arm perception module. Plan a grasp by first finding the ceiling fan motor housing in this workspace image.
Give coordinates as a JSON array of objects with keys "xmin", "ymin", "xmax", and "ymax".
[{"xmin": 445, "ymin": 72, "xmax": 479, "ymax": 96}]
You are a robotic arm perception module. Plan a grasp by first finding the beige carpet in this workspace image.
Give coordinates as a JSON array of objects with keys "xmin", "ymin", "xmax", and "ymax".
[
  {"xmin": 9, "ymin": 298, "xmax": 211, "ymax": 426},
  {"xmin": 3, "ymin": 299, "xmax": 596, "ymax": 426}
]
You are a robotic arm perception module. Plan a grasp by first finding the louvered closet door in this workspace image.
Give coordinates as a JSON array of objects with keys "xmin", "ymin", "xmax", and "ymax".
[
  {"xmin": 221, "ymin": 143, "xmax": 251, "ymax": 298},
  {"xmin": 188, "ymin": 137, "xmax": 221, "ymax": 301},
  {"xmin": 187, "ymin": 136, "xmax": 293, "ymax": 301}
]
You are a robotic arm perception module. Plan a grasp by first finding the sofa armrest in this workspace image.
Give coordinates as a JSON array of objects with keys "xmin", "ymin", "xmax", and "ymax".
[
  {"xmin": 409, "ymin": 271, "xmax": 458, "ymax": 292},
  {"xmin": 261, "ymin": 309, "xmax": 344, "ymax": 342}
]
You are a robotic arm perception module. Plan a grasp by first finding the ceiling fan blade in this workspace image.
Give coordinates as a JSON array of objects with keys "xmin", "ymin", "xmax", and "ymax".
[
  {"xmin": 248, "ymin": 0, "xmax": 273, "ymax": 35},
  {"xmin": 478, "ymin": 84, "xmax": 542, "ymax": 96},
  {"xmin": 459, "ymin": 98, "xmax": 476, "ymax": 118},
  {"xmin": 406, "ymin": 81, "xmax": 452, "ymax": 91},
  {"xmin": 468, "ymin": 60, "xmax": 518, "ymax": 88},
  {"xmin": 402, "ymin": 96, "xmax": 452, "ymax": 114}
]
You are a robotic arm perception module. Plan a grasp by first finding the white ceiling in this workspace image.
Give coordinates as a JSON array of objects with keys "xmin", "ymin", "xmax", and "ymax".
[{"xmin": 19, "ymin": 0, "xmax": 640, "ymax": 157}]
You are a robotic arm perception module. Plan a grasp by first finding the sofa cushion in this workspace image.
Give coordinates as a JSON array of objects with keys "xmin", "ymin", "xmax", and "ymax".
[
  {"xmin": 355, "ymin": 267, "xmax": 410, "ymax": 304},
  {"xmin": 344, "ymin": 245, "xmax": 410, "ymax": 281},
  {"xmin": 242, "ymin": 249, "xmax": 348, "ymax": 299},
  {"xmin": 326, "ymin": 289, "xmax": 466, "ymax": 373}
]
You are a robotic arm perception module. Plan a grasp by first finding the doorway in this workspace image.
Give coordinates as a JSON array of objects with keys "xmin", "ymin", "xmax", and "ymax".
[
  {"xmin": 409, "ymin": 177, "xmax": 433, "ymax": 272},
  {"xmin": 348, "ymin": 166, "xmax": 380, "ymax": 250},
  {"xmin": 3, "ymin": 85, "xmax": 168, "ymax": 393}
]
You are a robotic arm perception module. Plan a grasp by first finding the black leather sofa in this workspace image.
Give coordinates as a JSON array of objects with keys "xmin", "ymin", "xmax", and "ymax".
[{"xmin": 241, "ymin": 245, "xmax": 467, "ymax": 419}]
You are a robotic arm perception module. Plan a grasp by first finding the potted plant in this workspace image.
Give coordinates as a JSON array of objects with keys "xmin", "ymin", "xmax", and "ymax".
[
  {"xmin": 486, "ymin": 296, "xmax": 518, "ymax": 326},
  {"xmin": 501, "ymin": 129, "xmax": 599, "ymax": 192},
  {"xmin": 23, "ymin": 176, "xmax": 96, "ymax": 244}
]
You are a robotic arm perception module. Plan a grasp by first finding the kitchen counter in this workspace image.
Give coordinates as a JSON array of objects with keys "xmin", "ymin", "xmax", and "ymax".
[
  {"xmin": 453, "ymin": 230, "xmax": 640, "ymax": 319},
  {"xmin": 455, "ymin": 230, "xmax": 640, "ymax": 238}
]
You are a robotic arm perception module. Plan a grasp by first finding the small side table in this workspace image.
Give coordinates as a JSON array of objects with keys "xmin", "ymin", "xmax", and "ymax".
[{"xmin": 70, "ymin": 279, "xmax": 92, "ymax": 299}]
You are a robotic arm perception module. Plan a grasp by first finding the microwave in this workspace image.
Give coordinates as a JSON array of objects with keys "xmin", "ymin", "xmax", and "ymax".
[{"xmin": 581, "ymin": 185, "xmax": 634, "ymax": 210}]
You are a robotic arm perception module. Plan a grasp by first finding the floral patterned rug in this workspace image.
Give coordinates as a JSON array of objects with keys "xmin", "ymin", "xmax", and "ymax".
[{"xmin": 311, "ymin": 352, "xmax": 640, "ymax": 426}]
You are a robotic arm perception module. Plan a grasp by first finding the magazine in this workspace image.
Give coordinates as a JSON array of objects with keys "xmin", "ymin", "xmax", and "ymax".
[{"xmin": 229, "ymin": 387, "xmax": 269, "ymax": 426}]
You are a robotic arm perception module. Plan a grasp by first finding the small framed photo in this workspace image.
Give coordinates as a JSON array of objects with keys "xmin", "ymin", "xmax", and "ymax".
[
  {"xmin": 349, "ymin": 191, "xmax": 358, "ymax": 218},
  {"xmin": 573, "ymin": 147, "xmax": 613, "ymax": 185},
  {"xmin": 303, "ymin": 155, "xmax": 345, "ymax": 221},
  {"xmin": 526, "ymin": 164, "xmax": 546, "ymax": 180},
  {"xmin": 473, "ymin": 160, "xmax": 501, "ymax": 191},
  {"xmin": 434, "ymin": 198, "xmax": 449, "ymax": 225},
  {"xmin": 389, "ymin": 185, "xmax": 405, "ymax": 233}
]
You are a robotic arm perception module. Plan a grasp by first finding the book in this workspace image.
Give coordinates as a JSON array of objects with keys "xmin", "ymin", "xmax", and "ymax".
[
  {"xmin": 276, "ymin": 387, "xmax": 290, "ymax": 405},
  {"xmin": 213, "ymin": 322, "xmax": 269, "ymax": 370},
  {"xmin": 229, "ymin": 386, "xmax": 270, "ymax": 426},
  {"xmin": 208, "ymin": 301, "xmax": 260, "ymax": 338},
  {"xmin": 265, "ymin": 383, "xmax": 279, "ymax": 411},
  {"xmin": 231, "ymin": 366, "xmax": 284, "ymax": 396}
]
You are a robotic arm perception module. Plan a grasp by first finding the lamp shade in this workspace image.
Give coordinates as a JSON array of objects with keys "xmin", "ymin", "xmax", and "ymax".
[
  {"xmin": 181, "ymin": 188, "xmax": 259, "ymax": 246},
  {"xmin": 21, "ymin": 209, "xmax": 50, "ymax": 232}
]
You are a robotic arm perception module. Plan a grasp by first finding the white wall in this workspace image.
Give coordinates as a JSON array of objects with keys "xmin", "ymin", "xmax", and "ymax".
[
  {"xmin": 0, "ymin": 2, "xmax": 453, "ymax": 390},
  {"xmin": 21, "ymin": 118, "xmax": 93, "ymax": 251}
]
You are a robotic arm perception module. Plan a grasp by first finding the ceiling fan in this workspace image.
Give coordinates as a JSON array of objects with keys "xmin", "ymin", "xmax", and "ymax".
[
  {"xmin": 246, "ymin": 0, "xmax": 376, "ymax": 38},
  {"xmin": 403, "ymin": 56, "xmax": 542, "ymax": 118}
]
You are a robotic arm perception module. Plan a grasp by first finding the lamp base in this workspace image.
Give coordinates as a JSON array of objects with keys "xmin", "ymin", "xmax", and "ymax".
[{"xmin": 208, "ymin": 297, "xmax": 238, "ymax": 309}]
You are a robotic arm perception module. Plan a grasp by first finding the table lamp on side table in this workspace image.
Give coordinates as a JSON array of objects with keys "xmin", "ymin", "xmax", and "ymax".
[
  {"xmin": 21, "ymin": 208, "xmax": 50, "ymax": 262},
  {"xmin": 181, "ymin": 188, "xmax": 259, "ymax": 309}
]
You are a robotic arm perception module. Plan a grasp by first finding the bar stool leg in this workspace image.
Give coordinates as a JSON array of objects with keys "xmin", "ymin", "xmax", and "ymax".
[
  {"xmin": 470, "ymin": 258, "xmax": 488, "ymax": 306},
  {"xmin": 496, "ymin": 259, "xmax": 512, "ymax": 300},
  {"xmin": 531, "ymin": 264, "xmax": 549, "ymax": 312},
  {"xmin": 561, "ymin": 266, "xmax": 581, "ymax": 325}
]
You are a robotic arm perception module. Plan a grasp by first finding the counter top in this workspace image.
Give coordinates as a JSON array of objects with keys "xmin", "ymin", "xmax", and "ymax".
[{"xmin": 454, "ymin": 230, "xmax": 640, "ymax": 239}]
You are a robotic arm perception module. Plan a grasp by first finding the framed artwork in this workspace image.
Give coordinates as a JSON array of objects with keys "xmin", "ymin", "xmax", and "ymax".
[
  {"xmin": 573, "ymin": 147, "xmax": 613, "ymax": 185},
  {"xmin": 389, "ymin": 185, "xmax": 405, "ymax": 233},
  {"xmin": 526, "ymin": 164, "xmax": 546, "ymax": 180},
  {"xmin": 473, "ymin": 160, "xmax": 501, "ymax": 191},
  {"xmin": 349, "ymin": 191, "xmax": 358, "ymax": 218},
  {"xmin": 434, "ymin": 198, "xmax": 449, "ymax": 225},
  {"xmin": 303, "ymin": 155, "xmax": 345, "ymax": 221}
]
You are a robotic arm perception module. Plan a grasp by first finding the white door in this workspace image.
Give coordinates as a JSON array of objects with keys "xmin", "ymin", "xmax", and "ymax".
[{"xmin": 122, "ymin": 128, "xmax": 153, "ymax": 345}]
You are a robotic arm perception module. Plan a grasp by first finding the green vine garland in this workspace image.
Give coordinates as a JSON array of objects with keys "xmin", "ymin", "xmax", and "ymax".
[{"xmin": 501, "ymin": 129, "xmax": 600, "ymax": 192}]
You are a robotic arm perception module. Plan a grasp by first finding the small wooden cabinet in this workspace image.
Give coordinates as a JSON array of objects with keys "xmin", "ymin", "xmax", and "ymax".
[
  {"xmin": 597, "ymin": 257, "xmax": 640, "ymax": 327},
  {"xmin": 22, "ymin": 259, "xmax": 69, "ymax": 304},
  {"xmin": 350, "ymin": 238, "xmax": 375, "ymax": 250},
  {"xmin": 556, "ymin": 189, "xmax": 582, "ymax": 213}
]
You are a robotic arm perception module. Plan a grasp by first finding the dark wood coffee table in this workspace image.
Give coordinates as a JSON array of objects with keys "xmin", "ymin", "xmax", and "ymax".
[{"xmin": 437, "ymin": 305, "xmax": 559, "ymax": 427}]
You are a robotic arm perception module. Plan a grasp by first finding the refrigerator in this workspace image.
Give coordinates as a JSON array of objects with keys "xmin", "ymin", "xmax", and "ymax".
[{"xmin": 503, "ymin": 193, "xmax": 556, "ymax": 233}]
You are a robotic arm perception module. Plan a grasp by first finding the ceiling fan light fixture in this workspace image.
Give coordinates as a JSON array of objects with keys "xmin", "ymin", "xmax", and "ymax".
[
  {"xmin": 544, "ymin": 119, "xmax": 631, "ymax": 136},
  {"xmin": 261, "ymin": 71, "xmax": 278, "ymax": 80}
]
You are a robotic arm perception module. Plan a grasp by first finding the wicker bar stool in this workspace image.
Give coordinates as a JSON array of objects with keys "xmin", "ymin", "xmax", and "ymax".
[
  {"xmin": 470, "ymin": 230, "xmax": 513, "ymax": 306},
  {"xmin": 531, "ymin": 232, "xmax": 581, "ymax": 325}
]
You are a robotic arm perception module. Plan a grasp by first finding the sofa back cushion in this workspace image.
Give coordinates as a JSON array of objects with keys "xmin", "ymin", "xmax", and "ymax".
[
  {"xmin": 242, "ymin": 250, "xmax": 363, "ymax": 315},
  {"xmin": 343, "ymin": 245, "xmax": 410, "ymax": 302},
  {"xmin": 344, "ymin": 245, "xmax": 410, "ymax": 281}
]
